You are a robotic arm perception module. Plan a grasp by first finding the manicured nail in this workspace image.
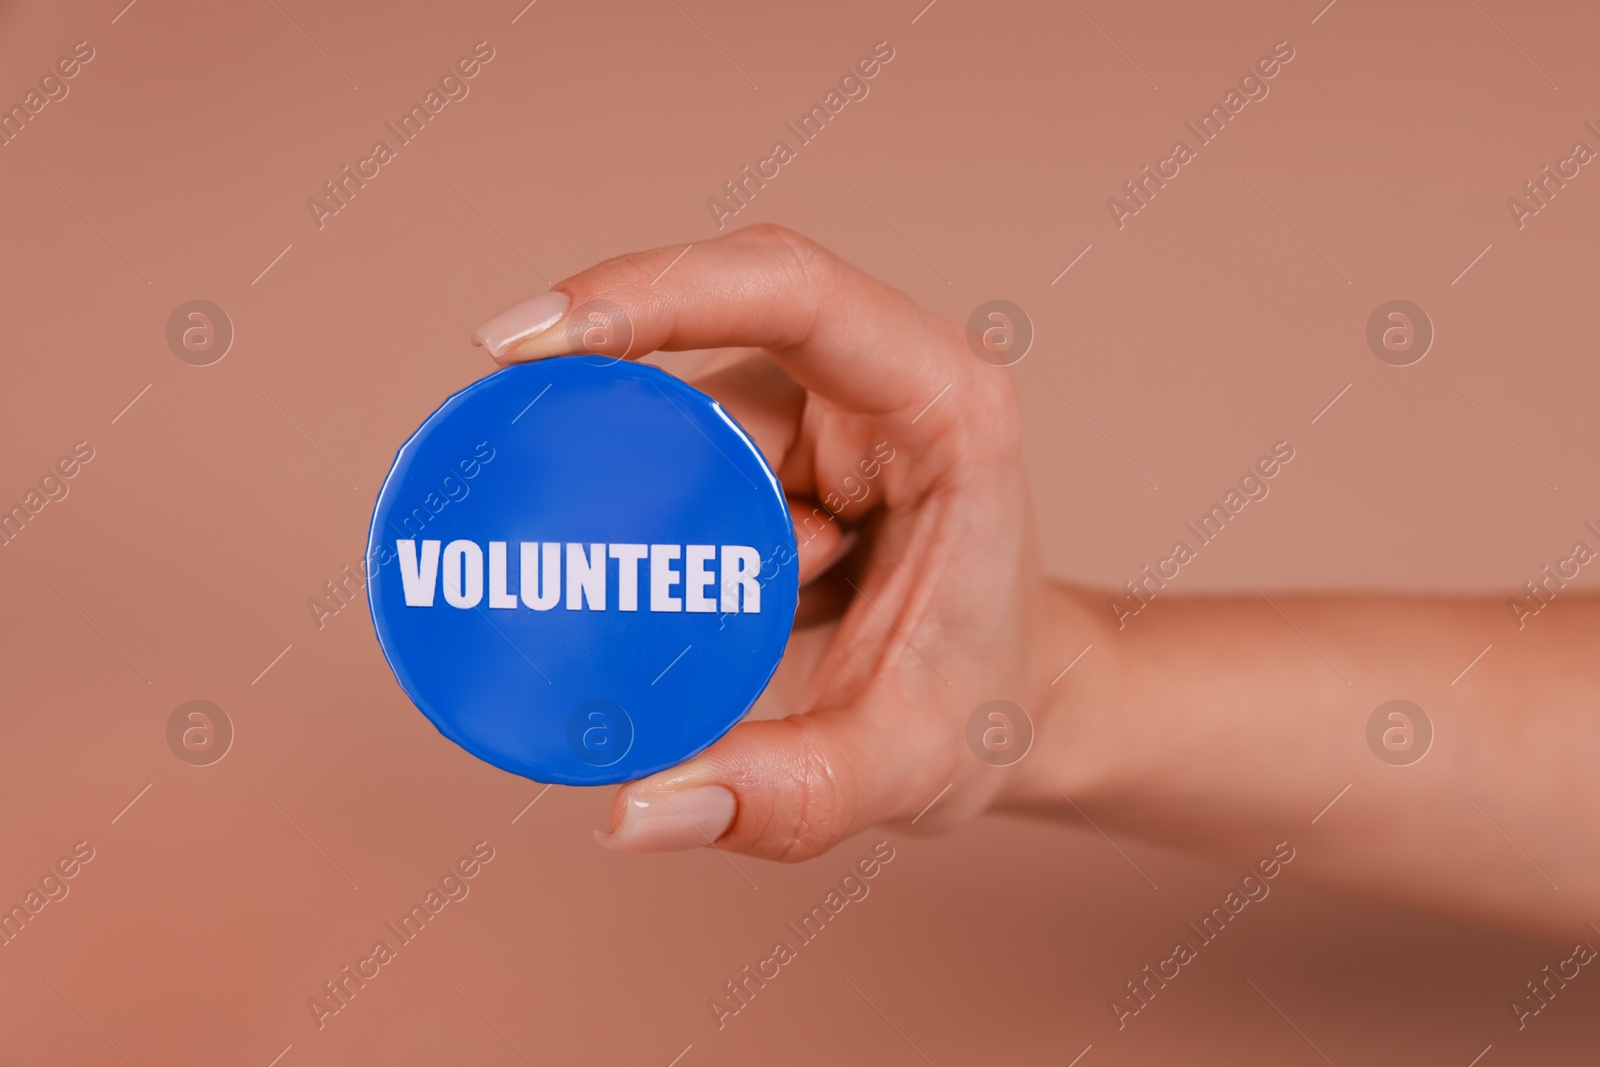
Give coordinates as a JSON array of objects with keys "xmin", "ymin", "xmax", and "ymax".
[
  {"xmin": 472, "ymin": 291, "xmax": 571, "ymax": 361},
  {"xmin": 595, "ymin": 785, "xmax": 736, "ymax": 853}
]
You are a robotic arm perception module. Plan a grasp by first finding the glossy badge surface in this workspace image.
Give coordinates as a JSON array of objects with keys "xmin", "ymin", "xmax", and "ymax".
[{"xmin": 367, "ymin": 357, "xmax": 799, "ymax": 786}]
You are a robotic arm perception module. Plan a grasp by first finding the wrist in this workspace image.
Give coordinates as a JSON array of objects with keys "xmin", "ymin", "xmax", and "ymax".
[{"xmin": 1000, "ymin": 579, "xmax": 1124, "ymax": 812}]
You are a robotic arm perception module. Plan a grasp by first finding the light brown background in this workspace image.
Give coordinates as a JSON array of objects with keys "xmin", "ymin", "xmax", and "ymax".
[{"xmin": 1, "ymin": 0, "xmax": 1597, "ymax": 1063}]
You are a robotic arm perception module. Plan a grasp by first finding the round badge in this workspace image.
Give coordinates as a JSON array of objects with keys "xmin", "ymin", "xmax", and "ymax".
[{"xmin": 367, "ymin": 357, "xmax": 799, "ymax": 786}]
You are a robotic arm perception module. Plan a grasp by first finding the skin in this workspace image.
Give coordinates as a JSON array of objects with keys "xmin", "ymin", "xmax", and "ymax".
[{"xmin": 489, "ymin": 223, "xmax": 1599, "ymax": 940}]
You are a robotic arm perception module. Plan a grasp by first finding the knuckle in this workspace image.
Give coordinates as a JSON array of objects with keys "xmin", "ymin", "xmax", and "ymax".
[
  {"xmin": 946, "ymin": 357, "xmax": 1024, "ymax": 457},
  {"xmin": 585, "ymin": 244, "xmax": 677, "ymax": 297},
  {"xmin": 768, "ymin": 717, "xmax": 857, "ymax": 863},
  {"xmin": 740, "ymin": 220, "xmax": 807, "ymax": 250},
  {"xmin": 608, "ymin": 251, "xmax": 661, "ymax": 290},
  {"xmin": 745, "ymin": 222, "xmax": 832, "ymax": 291}
]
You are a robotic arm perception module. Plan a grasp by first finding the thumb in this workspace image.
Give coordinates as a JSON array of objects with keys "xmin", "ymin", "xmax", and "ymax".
[{"xmin": 596, "ymin": 705, "xmax": 949, "ymax": 861}]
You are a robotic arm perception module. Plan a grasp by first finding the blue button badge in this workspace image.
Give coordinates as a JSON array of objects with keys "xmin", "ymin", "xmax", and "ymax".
[{"xmin": 366, "ymin": 357, "xmax": 799, "ymax": 785}]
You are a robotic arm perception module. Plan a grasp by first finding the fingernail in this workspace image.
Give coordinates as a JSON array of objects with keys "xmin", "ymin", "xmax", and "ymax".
[
  {"xmin": 595, "ymin": 785, "xmax": 736, "ymax": 853},
  {"xmin": 472, "ymin": 291, "xmax": 571, "ymax": 361}
]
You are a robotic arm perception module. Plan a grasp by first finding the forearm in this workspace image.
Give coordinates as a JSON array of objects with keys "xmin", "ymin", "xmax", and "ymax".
[{"xmin": 1012, "ymin": 581, "xmax": 1600, "ymax": 937}]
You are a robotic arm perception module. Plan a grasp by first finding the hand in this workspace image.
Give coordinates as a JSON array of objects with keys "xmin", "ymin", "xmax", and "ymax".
[{"xmin": 472, "ymin": 223, "xmax": 1094, "ymax": 860}]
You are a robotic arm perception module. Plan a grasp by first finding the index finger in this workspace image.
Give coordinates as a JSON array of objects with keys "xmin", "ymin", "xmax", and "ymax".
[{"xmin": 471, "ymin": 223, "xmax": 958, "ymax": 418}]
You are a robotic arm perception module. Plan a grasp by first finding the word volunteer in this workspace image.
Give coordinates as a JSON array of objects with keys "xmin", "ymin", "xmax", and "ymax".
[{"xmin": 395, "ymin": 539, "xmax": 765, "ymax": 614}]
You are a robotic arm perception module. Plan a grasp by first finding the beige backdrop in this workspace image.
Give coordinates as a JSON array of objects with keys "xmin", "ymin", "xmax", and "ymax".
[{"xmin": 1, "ymin": 0, "xmax": 1596, "ymax": 1063}]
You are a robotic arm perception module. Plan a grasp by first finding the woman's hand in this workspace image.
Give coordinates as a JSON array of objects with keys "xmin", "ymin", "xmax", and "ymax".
[
  {"xmin": 472, "ymin": 223, "xmax": 1100, "ymax": 860},
  {"xmin": 472, "ymin": 223, "xmax": 1600, "ymax": 938}
]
